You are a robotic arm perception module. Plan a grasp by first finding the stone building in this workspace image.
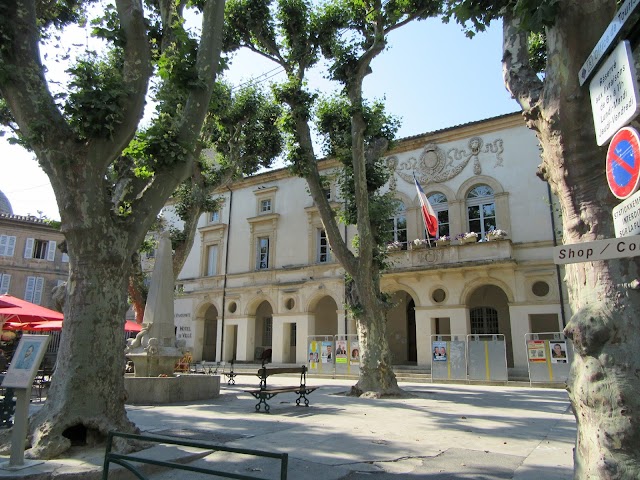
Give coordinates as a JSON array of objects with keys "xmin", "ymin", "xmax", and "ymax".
[
  {"xmin": 0, "ymin": 192, "xmax": 69, "ymax": 309},
  {"xmin": 168, "ymin": 112, "xmax": 567, "ymax": 377}
]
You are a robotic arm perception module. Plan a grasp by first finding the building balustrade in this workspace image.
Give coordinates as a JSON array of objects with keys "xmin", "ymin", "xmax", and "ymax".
[{"xmin": 387, "ymin": 239, "xmax": 514, "ymax": 269}]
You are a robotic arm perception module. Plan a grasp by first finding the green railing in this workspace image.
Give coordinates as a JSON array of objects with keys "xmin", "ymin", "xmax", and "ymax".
[{"xmin": 102, "ymin": 431, "xmax": 288, "ymax": 480}]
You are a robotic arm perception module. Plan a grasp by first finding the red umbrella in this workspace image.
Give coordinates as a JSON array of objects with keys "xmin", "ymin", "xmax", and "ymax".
[
  {"xmin": 2, "ymin": 320, "xmax": 42, "ymax": 330},
  {"xmin": 125, "ymin": 321, "xmax": 142, "ymax": 332},
  {"xmin": 30, "ymin": 320, "xmax": 143, "ymax": 332},
  {"xmin": 29, "ymin": 320, "xmax": 63, "ymax": 331},
  {"xmin": 0, "ymin": 294, "xmax": 64, "ymax": 324}
]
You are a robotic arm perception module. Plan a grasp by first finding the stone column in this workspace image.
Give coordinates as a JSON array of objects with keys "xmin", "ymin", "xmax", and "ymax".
[
  {"xmin": 271, "ymin": 314, "xmax": 287, "ymax": 363},
  {"xmin": 294, "ymin": 313, "xmax": 315, "ymax": 363}
]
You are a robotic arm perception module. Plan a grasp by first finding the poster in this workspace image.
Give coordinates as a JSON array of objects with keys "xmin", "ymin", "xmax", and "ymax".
[
  {"xmin": 335, "ymin": 339, "xmax": 348, "ymax": 364},
  {"xmin": 350, "ymin": 341, "xmax": 360, "ymax": 365},
  {"xmin": 549, "ymin": 341, "xmax": 568, "ymax": 364},
  {"xmin": 321, "ymin": 341, "xmax": 333, "ymax": 363},
  {"xmin": 2, "ymin": 334, "xmax": 50, "ymax": 389},
  {"xmin": 432, "ymin": 341, "xmax": 447, "ymax": 361},
  {"xmin": 308, "ymin": 341, "xmax": 320, "ymax": 369},
  {"xmin": 527, "ymin": 340, "xmax": 547, "ymax": 362}
]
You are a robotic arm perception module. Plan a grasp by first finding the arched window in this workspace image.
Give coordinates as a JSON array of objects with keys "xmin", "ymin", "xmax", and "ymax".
[
  {"xmin": 387, "ymin": 200, "xmax": 407, "ymax": 249},
  {"xmin": 466, "ymin": 185, "xmax": 496, "ymax": 238},
  {"xmin": 428, "ymin": 192, "xmax": 449, "ymax": 238},
  {"xmin": 470, "ymin": 307, "xmax": 499, "ymax": 334}
]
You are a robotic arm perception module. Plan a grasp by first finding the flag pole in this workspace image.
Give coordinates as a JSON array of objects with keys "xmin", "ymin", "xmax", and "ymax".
[{"xmin": 414, "ymin": 172, "xmax": 432, "ymax": 247}]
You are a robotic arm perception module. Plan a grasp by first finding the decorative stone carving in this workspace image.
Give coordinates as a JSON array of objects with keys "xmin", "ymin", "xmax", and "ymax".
[{"xmin": 389, "ymin": 136, "xmax": 504, "ymax": 185}]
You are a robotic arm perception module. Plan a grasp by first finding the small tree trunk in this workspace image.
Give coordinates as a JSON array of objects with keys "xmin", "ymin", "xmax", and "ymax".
[
  {"xmin": 128, "ymin": 252, "xmax": 147, "ymax": 323},
  {"xmin": 27, "ymin": 241, "xmax": 137, "ymax": 458},
  {"xmin": 348, "ymin": 277, "xmax": 402, "ymax": 397}
]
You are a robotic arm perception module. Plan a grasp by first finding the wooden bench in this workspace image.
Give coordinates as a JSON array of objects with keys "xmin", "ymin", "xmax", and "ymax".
[
  {"xmin": 244, "ymin": 364, "xmax": 317, "ymax": 413},
  {"xmin": 224, "ymin": 360, "xmax": 260, "ymax": 385}
]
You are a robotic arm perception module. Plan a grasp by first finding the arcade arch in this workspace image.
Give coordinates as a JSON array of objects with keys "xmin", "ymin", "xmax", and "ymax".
[
  {"xmin": 466, "ymin": 284, "xmax": 514, "ymax": 367},
  {"xmin": 309, "ymin": 295, "xmax": 339, "ymax": 336},
  {"xmin": 386, "ymin": 290, "xmax": 417, "ymax": 365}
]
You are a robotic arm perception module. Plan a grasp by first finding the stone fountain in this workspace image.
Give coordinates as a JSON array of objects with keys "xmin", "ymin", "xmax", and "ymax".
[{"xmin": 123, "ymin": 232, "xmax": 219, "ymax": 404}]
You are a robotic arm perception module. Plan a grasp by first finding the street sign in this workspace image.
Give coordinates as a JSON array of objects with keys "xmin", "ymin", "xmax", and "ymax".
[
  {"xmin": 606, "ymin": 126, "xmax": 640, "ymax": 198},
  {"xmin": 579, "ymin": 0, "xmax": 640, "ymax": 86},
  {"xmin": 590, "ymin": 41, "xmax": 640, "ymax": 146},
  {"xmin": 554, "ymin": 235, "xmax": 640, "ymax": 264},
  {"xmin": 613, "ymin": 189, "xmax": 640, "ymax": 237}
]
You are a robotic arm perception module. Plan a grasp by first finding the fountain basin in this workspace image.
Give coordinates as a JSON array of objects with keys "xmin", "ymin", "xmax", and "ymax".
[{"xmin": 124, "ymin": 374, "xmax": 220, "ymax": 405}]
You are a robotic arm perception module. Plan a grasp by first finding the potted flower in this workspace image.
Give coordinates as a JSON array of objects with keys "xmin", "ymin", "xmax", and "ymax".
[
  {"xmin": 435, "ymin": 235, "xmax": 450, "ymax": 247},
  {"xmin": 386, "ymin": 240, "xmax": 404, "ymax": 252},
  {"xmin": 487, "ymin": 228, "xmax": 508, "ymax": 241},
  {"xmin": 412, "ymin": 238, "xmax": 430, "ymax": 249}
]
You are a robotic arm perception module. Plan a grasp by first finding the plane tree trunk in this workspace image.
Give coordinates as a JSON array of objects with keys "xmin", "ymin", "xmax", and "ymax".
[
  {"xmin": 28, "ymin": 228, "xmax": 136, "ymax": 458},
  {"xmin": 502, "ymin": 2, "xmax": 640, "ymax": 477},
  {"xmin": 0, "ymin": 0, "xmax": 226, "ymax": 457}
]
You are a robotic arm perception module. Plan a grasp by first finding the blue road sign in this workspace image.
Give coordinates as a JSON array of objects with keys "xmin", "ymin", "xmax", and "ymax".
[{"xmin": 607, "ymin": 127, "xmax": 640, "ymax": 199}]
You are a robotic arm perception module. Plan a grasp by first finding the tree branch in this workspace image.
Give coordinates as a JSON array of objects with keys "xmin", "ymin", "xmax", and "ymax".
[
  {"xmin": 175, "ymin": 0, "xmax": 225, "ymax": 162},
  {"xmin": 501, "ymin": 12, "xmax": 543, "ymax": 121},
  {"xmin": 0, "ymin": 0, "xmax": 74, "ymax": 155},
  {"xmin": 92, "ymin": 0, "xmax": 152, "ymax": 165}
]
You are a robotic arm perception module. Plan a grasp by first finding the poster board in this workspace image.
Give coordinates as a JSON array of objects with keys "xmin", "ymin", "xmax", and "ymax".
[{"xmin": 1, "ymin": 334, "xmax": 50, "ymax": 389}]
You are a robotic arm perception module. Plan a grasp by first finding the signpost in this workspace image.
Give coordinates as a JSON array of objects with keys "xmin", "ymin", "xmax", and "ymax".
[
  {"xmin": 613, "ymin": 189, "xmax": 640, "ymax": 237},
  {"xmin": 0, "ymin": 335, "xmax": 49, "ymax": 471},
  {"xmin": 590, "ymin": 41, "xmax": 640, "ymax": 146},
  {"xmin": 579, "ymin": 0, "xmax": 640, "ymax": 86},
  {"xmin": 554, "ymin": 235, "xmax": 640, "ymax": 264},
  {"xmin": 606, "ymin": 126, "xmax": 640, "ymax": 198}
]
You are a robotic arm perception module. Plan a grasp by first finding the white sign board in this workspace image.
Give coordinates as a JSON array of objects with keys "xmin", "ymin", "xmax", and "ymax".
[
  {"xmin": 579, "ymin": 0, "xmax": 640, "ymax": 85},
  {"xmin": 613, "ymin": 189, "xmax": 640, "ymax": 237},
  {"xmin": 1, "ymin": 335, "xmax": 50, "ymax": 389},
  {"xmin": 174, "ymin": 297, "xmax": 194, "ymax": 351},
  {"xmin": 554, "ymin": 235, "xmax": 640, "ymax": 264},
  {"xmin": 590, "ymin": 41, "xmax": 640, "ymax": 146}
]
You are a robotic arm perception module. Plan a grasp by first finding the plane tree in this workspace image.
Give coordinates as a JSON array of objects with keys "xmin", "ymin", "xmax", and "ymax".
[
  {"xmin": 445, "ymin": 0, "xmax": 640, "ymax": 477},
  {"xmin": 225, "ymin": 0, "xmax": 442, "ymax": 396},
  {"xmin": 127, "ymin": 82, "xmax": 283, "ymax": 317},
  {"xmin": 0, "ymin": 0, "xmax": 229, "ymax": 458}
]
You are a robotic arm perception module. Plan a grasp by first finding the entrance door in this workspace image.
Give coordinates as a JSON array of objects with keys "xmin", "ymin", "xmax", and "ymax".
[
  {"xmin": 407, "ymin": 299, "xmax": 417, "ymax": 362},
  {"xmin": 202, "ymin": 305, "xmax": 218, "ymax": 361}
]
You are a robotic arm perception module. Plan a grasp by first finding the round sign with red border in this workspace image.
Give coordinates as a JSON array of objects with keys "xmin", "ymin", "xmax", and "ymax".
[{"xmin": 607, "ymin": 126, "xmax": 640, "ymax": 199}]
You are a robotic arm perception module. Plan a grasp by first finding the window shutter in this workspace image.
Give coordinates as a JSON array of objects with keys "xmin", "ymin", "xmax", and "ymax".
[
  {"xmin": 0, "ymin": 274, "xmax": 10, "ymax": 294},
  {"xmin": 61, "ymin": 253, "xmax": 69, "ymax": 263},
  {"xmin": 0, "ymin": 236, "xmax": 6, "ymax": 256},
  {"xmin": 47, "ymin": 241, "xmax": 57, "ymax": 261},
  {"xmin": 34, "ymin": 277, "xmax": 44, "ymax": 305},
  {"xmin": 25, "ymin": 276, "xmax": 36, "ymax": 302},
  {"xmin": 6, "ymin": 236, "xmax": 15, "ymax": 257},
  {"xmin": 24, "ymin": 238, "xmax": 34, "ymax": 258}
]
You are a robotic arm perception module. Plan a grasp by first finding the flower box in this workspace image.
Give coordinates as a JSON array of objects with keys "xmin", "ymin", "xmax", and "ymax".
[
  {"xmin": 487, "ymin": 229, "xmax": 508, "ymax": 241},
  {"xmin": 435, "ymin": 240, "xmax": 450, "ymax": 247},
  {"xmin": 412, "ymin": 239, "xmax": 430, "ymax": 249},
  {"xmin": 455, "ymin": 232, "xmax": 478, "ymax": 244}
]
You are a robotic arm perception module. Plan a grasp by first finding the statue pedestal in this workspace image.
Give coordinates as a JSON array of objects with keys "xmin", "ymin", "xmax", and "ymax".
[{"xmin": 128, "ymin": 352, "xmax": 182, "ymax": 377}]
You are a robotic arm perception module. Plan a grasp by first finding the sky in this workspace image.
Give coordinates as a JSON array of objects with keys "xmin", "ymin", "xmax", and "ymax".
[{"xmin": 0, "ymin": 15, "xmax": 519, "ymax": 222}]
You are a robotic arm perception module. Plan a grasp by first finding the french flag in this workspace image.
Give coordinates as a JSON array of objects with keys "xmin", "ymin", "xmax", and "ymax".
[{"xmin": 414, "ymin": 177, "xmax": 438, "ymax": 238}]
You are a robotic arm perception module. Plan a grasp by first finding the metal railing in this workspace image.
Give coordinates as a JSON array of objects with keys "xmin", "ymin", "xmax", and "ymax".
[{"xmin": 102, "ymin": 431, "xmax": 288, "ymax": 480}]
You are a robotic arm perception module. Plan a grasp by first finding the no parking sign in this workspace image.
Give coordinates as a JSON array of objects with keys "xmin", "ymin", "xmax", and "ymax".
[{"xmin": 607, "ymin": 127, "xmax": 640, "ymax": 199}]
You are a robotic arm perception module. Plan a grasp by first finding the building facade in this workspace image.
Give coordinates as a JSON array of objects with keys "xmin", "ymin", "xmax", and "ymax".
[
  {"xmin": 0, "ymin": 211, "xmax": 69, "ymax": 309},
  {"xmin": 169, "ymin": 113, "xmax": 567, "ymax": 377}
]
